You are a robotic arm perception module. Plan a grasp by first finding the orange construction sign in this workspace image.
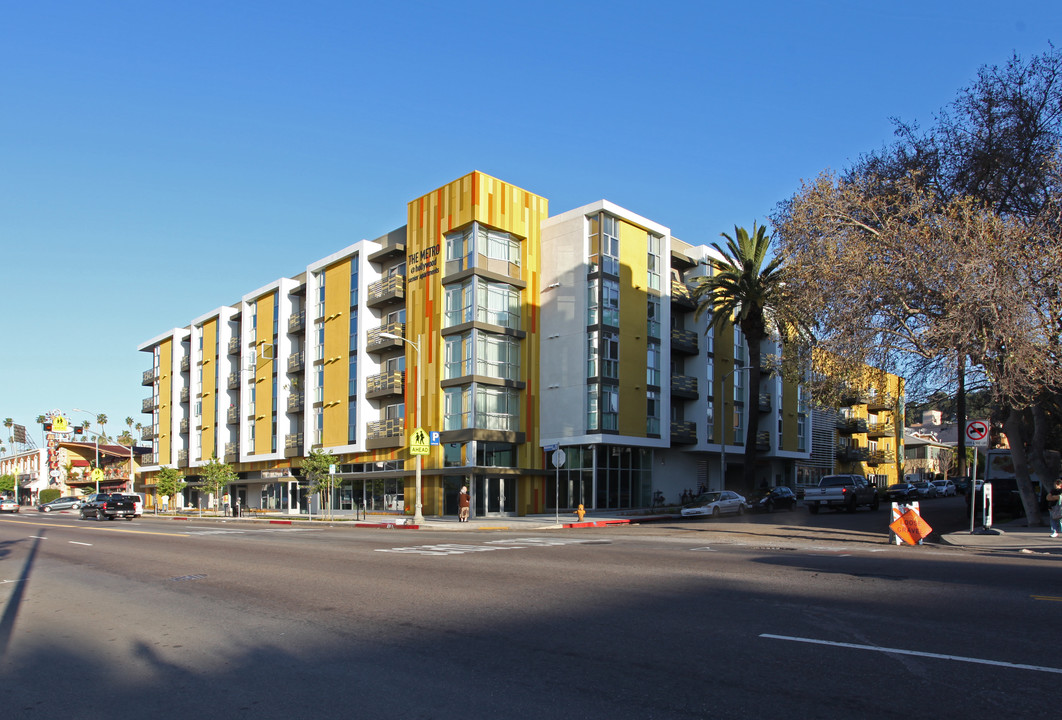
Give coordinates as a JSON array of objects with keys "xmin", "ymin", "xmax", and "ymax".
[{"xmin": 889, "ymin": 509, "xmax": 933, "ymax": 546}]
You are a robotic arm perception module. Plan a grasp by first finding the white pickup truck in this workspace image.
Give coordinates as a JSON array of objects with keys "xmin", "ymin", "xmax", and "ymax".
[{"xmin": 804, "ymin": 474, "xmax": 880, "ymax": 513}]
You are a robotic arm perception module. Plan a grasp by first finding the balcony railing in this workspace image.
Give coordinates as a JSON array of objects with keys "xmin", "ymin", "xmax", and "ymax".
[
  {"xmin": 670, "ymin": 327, "xmax": 699, "ymax": 355},
  {"xmin": 836, "ymin": 417, "xmax": 868, "ymax": 434},
  {"xmin": 179, "ymin": 418, "xmax": 190, "ymax": 434},
  {"xmin": 366, "ymin": 371, "xmax": 404, "ymax": 398},
  {"xmin": 180, "ymin": 356, "xmax": 191, "ymax": 372},
  {"xmin": 288, "ymin": 311, "xmax": 306, "ymax": 334},
  {"xmin": 866, "ymin": 393, "xmax": 895, "ymax": 411},
  {"xmin": 177, "ymin": 449, "xmax": 189, "ymax": 467},
  {"xmin": 670, "ymin": 278, "xmax": 696, "ymax": 310},
  {"xmin": 367, "ymin": 274, "xmax": 406, "ymax": 308},
  {"xmin": 866, "ymin": 422, "xmax": 895, "ymax": 437},
  {"xmin": 866, "ymin": 450, "xmax": 896, "ymax": 465},
  {"xmin": 758, "ymin": 394, "xmax": 772, "ymax": 413},
  {"xmin": 670, "ymin": 374, "xmax": 698, "ymax": 399},
  {"xmin": 835, "ymin": 445, "xmax": 870, "ymax": 463},
  {"xmin": 224, "ymin": 442, "xmax": 239, "ymax": 461},
  {"xmin": 284, "ymin": 433, "xmax": 303, "ymax": 457},
  {"xmin": 367, "ymin": 418, "xmax": 404, "ymax": 441},
  {"xmin": 142, "ymin": 368, "xmax": 157, "ymax": 386},
  {"xmin": 286, "ymin": 393, "xmax": 304, "ymax": 413},
  {"xmin": 141, "ymin": 427, "xmax": 156, "ymax": 441},
  {"xmin": 287, "ymin": 351, "xmax": 305, "ymax": 374},
  {"xmin": 226, "ymin": 406, "xmax": 240, "ymax": 425},
  {"xmin": 142, "ymin": 397, "xmax": 156, "ymax": 413},
  {"xmin": 367, "ymin": 323, "xmax": 405, "ymax": 352},
  {"xmin": 756, "ymin": 431, "xmax": 771, "ymax": 451},
  {"xmin": 180, "ymin": 387, "xmax": 190, "ymax": 403},
  {"xmin": 671, "ymin": 420, "xmax": 697, "ymax": 444},
  {"xmin": 228, "ymin": 337, "xmax": 240, "ymax": 355}
]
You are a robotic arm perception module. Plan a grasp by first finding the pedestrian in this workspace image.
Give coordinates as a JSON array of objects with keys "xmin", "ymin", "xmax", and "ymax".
[
  {"xmin": 458, "ymin": 485, "xmax": 470, "ymax": 523},
  {"xmin": 1047, "ymin": 478, "xmax": 1062, "ymax": 538}
]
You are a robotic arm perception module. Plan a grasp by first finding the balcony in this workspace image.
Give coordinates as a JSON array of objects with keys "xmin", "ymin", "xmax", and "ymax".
[
  {"xmin": 143, "ymin": 453, "xmax": 158, "ymax": 466},
  {"xmin": 866, "ymin": 421, "xmax": 895, "ymax": 438},
  {"xmin": 367, "ymin": 418, "xmax": 404, "ymax": 441},
  {"xmin": 142, "ymin": 368, "xmax": 157, "ymax": 386},
  {"xmin": 366, "ymin": 371, "xmax": 404, "ymax": 399},
  {"xmin": 366, "ymin": 323, "xmax": 405, "ymax": 353},
  {"xmin": 866, "ymin": 393, "xmax": 895, "ymax": 411},
  {"xmin": 224, "ymin": 442, "xmax": 239, "ymax": 462},
  {"xmin": 177, "ymin": 449, "xmax": 189, "ymax": 467},
  {"xmin": 366, "ymin": 274, "xmax": 406, "ymax": 308},
  {"xmin": 284, "ymin": 433, "xmax": 304, "ymax": 458},
  {"xmin": 758, "ymin": 394, "xmax": 772, "ymax": 413},
  {"xmin": 670, "ymin": 327, "xmax": 699, "ymax": 355},
  {"xmin": 226, "ymin": 406, "xmax": 240, "ymax": 425},
  {"xmin": 670, "ymin": 374, "xmax": 698, "ymax": 400},
  {"xmin": 756, "ymin": 431, "xmax": 771, "ymax": 452},
  {"xmin": 179, "ymin": 418, "xmax": 190, "ymax": 434},
  {"xmin": 180, "ymin": 387, "xmax": 190, "ymax": 403},
  {"xmin": 286, "ymin": 393, "xmax": 304, "ymax": 413},
  {"xmin": 670, "ymin": 278, "xmax": 696, "ymax": 311},
  {"xmin": 287, "ymin": 351, "xmax": 305, "ymax": 374},
  {"xmin": 228, "ymin": 337, "xmax": 240, "ymax": 355},
  {"xmin": 141, "ymin": 427, "xmax": 156, "ymax": 441},
  {"xmin": 227, "ymin": 372, "xmax": 240, "ymax": 390},
  {"xmin": 866, "ymin": 449, "xmax": 896, "ymax": 465},
  {"xmin": 142, "ymin": 397, "xmax": 156, "ymax": 413},
  {"xmin": 288, "ymin": 311, "xmax": 306, "ymax": 334},
  {"xmin": 836, "ymin": 417, "xmax": 868, "ymax": 434},
  {"xmin": 671, "ymin": 420, "xmax": 697, "ymax": 445},
  {"xmin": 180, "ymin": 356, "xmax": 191, "ymax": 372},
  {"xmin": 835, "ymin": 445, "xmax": 870, "ymax": 463}
]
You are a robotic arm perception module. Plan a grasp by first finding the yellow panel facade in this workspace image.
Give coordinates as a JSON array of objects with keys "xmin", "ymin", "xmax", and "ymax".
[
  {"xmin": 253, "ymin": 293, "xmax": 276, "ymax": 456},
  {"xmin": 158, "ymin": 338, "xmax": 172, "ymax": 462},
  {"xmin": 201, "ymin": 318, "xmax": 217, "ymax": 460},
  {"xmin": 618, "ymin": 219, "xmax": 649, "ymax": 437},
  {"xmin": 322, "ymin": 260, "xmax": 352, "ymax": 447}
]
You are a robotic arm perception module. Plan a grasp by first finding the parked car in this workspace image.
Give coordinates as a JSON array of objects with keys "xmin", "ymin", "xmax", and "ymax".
[
  {"xmin": 931, "ymin": 480, "xmax": 957, "ymax": 497},
  {"xmin": 681, "ymin": 490, "xmax": 747, "ymax": 518},
  {"xmin": 885, "ymin": 483, "xmax": 921, "ymax": 503},
  {"xmin": 750, "ymin": 486, "xmax": 798, "ymax": 512},
  {"xmin": 0, "ymin": 497, "xmax": 20, "ymax": 513},
  {"xmin": 913, "ymin": 481, "xmax": 938, "ymax": 499},
  {"xmin": 953, "ymin": 476, "xmax": 973, "ymax": 495},
  {"xmin": 38, "ymin": 496, "xmax": 83, "ymax": 512},
  {"xmin": 804, "ymin": 474, "xmax": 879, "ymax": 513}
]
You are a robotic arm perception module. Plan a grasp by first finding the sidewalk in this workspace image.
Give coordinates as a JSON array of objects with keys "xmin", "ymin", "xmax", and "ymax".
[{"xmin": 938, "ymin": 520, "xmax": 1062, "ymax": 553}]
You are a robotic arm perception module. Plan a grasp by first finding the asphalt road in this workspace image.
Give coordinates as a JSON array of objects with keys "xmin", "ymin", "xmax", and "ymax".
[{"xmin": 2, "ymin": 498, "xmax": 1061, "ymax": 720}]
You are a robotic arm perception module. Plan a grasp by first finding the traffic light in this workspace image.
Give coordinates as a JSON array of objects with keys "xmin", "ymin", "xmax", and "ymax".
[
  {"xmin": 74, "ymin": 425, "xmax": 84, "ymax": 435},
  {"xmin": 43, "ymin": 422, "xmax": 52, "ymax": 431}
]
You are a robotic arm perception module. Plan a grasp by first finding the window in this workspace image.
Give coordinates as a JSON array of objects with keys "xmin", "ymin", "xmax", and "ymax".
[
  {"xmin": 481, "ymin": 227, "xmax": 520, "ymax": 265},
  {"xmin": 587, "ymin": 331, "xmax": 619, "ymax": 379},
  {"xmin": 647, "ymin": 296, "xmax": 661, "ymax": 338},
  {"xmin": 348, "ymin": 355, "xmax": 357, "ymax": 397},
  {"xmin": 587, "ymin": 279, "xmax": 599, "ymax": 325},
  {"xmin": 315, "ymin": 368, "xmax": 324, "ymax": 404},
  {"xmin": 601, "ymin": 279, "xmax": 619, "ymax": 326},
  {"xmin": 647, "ymin": 341, "xmax": 661, "ymax": 387},
  {"xmin": 476, "ymin": 386, "xmax": 519, "ymax": 431},
  {"xmin": 445, "ymin": 223, "xmax": 521, "ymax": 271},
  {"xmin": 314, "ymin": 273, "xmax": 325, "ymax": 319},
  {"xmin": 314, "ymin": 408, "xmax": 323, "ymax": 445},
  {"xmin": 647, "ymin": 390, "xmax": 660, "ymax": 435},
  {"xmin": 601, "ymin": 385, "xmax": 618, "ymax": 430},
  {"xmin": 647, "ymin": 233, "xmax": 661, "ymax": 291},
  {"xmin": 476, "ymin": 333, "xmax": 520, "ymax": 380},
  {"xmin": 477, "ymin": 442, "xmax": 516, "ymax": 467},
  {"xmin": 444, "ymin": 387, "xmax": 470, "ymax": 430},
  {"xmin": 384, "ymin": 403, "xmax": 404, "ymax": 420},
  {"xmin": 348, "ymin": 310, "xmax": 358, "ymax": 352},
  {"xmin": 587, "ymin": 384, "xmax": 599, "ymax": 430},
  {"xmin": 444, "ymin": 333, "xmax": 472, "ymax": 379},
  {"xmin": 350, "ymin": 260, "xmax": 359, "ymax": 307},
  {"xmin": 477, "ymin": 280, "xmax": 520, "ymax": 329},
  {"xmin": 347, "ymin": 400, "xmax": 357, "ymax": 444},
  {"xmin": 445, "ymin": 281, "xmax": 474, "ymax": 327},
  {"xmin": 601, "ymin": 215, "xmax": 620, "ymax": 275},
  {"xmin": 798, "ymin": 414, "xmax": 807, "ymax": 452},
  {"xmin": 445, "ymin": 226, "xmax": 474, "ymax": 271}
]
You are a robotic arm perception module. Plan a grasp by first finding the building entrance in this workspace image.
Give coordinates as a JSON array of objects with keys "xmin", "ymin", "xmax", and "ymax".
[{"xmin": 476, "ymin": 476, "xmax": 516, "ymax": 516}]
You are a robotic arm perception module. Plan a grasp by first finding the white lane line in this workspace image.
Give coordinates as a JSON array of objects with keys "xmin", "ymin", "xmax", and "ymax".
[
  {"xmin": 69, "ymin": 541, "xmax": 92, "ymax": 546},
  {"xmin": 30, "ymin": 536, "xmax": 46, "ymax": 539},
  {"xmin": 760, "ymin": 634, "xmax": 1062, "ymax": 675}
]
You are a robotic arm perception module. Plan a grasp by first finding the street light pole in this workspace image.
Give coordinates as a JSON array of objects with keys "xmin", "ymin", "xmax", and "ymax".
[
  {"xmin": 379, "ymin": 332, "xmax": 425, "ymax": 524},
  {"xmin": 73, "ymin": 408, "xmax": 104, "ymax": 494}
]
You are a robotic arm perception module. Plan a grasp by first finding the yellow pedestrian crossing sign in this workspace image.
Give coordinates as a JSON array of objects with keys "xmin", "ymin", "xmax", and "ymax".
[{"xmin": 409, "ymin": 428, "xmax": 430, "ymax": 455}]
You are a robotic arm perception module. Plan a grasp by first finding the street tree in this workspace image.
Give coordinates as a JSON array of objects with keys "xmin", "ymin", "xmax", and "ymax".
[
  {"xmin": 301, "ymin": 448, "xmax": 335, "ymax": 519},
  {"xmin": 0, "ymin": 474, "xmax": 14, "ymax": 494},
  {"xmin": 691, "ymin": 223, "xmax": 791, "ymax": 492},
  {"xmin": 198, "ymin": 457, "xmax": 237, "ymax": 514},
  {"xmin": 155, "ymin": 467, "xmax": 187, "ymax": 511}
]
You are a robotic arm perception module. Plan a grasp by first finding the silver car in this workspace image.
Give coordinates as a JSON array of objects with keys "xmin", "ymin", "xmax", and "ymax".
[
  {"xmin": 38, "ymin": 496, "xmax": 83, "ymax": 512},
  {"xmin": 680, "ymin": 490, "xmax": 748, "ymax": 518}
]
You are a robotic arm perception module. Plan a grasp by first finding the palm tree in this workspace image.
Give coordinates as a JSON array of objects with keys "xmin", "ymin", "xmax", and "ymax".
[
  {"xmin": 97, "ymin": 414, "xmax": 108, "ymax": 441},
  {"xmin": 3, "ymin": 418, "xmax": 12, "ymax": 447},
  {"xmin": 692, "ymin": 223, "xmax": 789, "ymax": 493}
]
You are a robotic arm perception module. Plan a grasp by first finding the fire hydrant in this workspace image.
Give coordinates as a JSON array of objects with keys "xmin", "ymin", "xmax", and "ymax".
[{"xmin": 575, "ymin": 504, "xmax": 586, "ymax": 522}]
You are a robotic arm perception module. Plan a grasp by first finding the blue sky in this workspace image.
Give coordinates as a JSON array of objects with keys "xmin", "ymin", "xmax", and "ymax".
[{"xmin": 1, "ymin": 0, "xmax": 1057, "ymax": 447}]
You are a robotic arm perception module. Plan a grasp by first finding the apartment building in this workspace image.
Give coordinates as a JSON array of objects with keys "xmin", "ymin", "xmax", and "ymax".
[{"xmin": 137, "ymin": 171, "xmax": 841, "ymax": 518}]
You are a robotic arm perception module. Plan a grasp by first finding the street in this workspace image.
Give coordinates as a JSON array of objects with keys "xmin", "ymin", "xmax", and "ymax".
[{"xmin": 2, "ymin": 498, "xmax": 1061, "ymax": 719}]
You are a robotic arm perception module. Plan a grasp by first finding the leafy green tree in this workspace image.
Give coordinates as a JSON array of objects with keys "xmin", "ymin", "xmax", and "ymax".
[
  {"xmin": 0, "ymin": 474, "xmax": 14, "ymax": 494},
  {"xmin": 198, "ymin": 457, "xmax": 237, "ymax": 514},
  {"xmin": 155, "ymin": 467, "xmax": 187, "ymax": 511},
  {"xmin": 301, "ymin": 449, "xmax": 336, "ymax": 519},
  {"xmin": 692, "ymin": 223, "xmax": 790, "ymax": 493}
]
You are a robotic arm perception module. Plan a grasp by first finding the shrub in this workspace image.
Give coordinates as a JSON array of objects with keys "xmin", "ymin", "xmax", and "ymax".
[{"xmin": 39, "ymin": 488, "xmax": 61, "ymax": 504}]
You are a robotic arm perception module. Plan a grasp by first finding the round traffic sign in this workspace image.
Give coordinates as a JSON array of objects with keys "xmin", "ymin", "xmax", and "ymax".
[
  {"xmin": 552, "ymin": 449, "xmax": 566, "ymax": 468},
  {"xmin": 965, "ymin": 420, "xmax": 989, "ymax": 444}
]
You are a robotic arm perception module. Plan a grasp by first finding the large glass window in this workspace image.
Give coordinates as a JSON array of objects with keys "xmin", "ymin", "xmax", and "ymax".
[
  {"xmin": 445, "ymin": 281, "xmax": 474, "ymax": 327},
  {"xmin": 587, "ymin": 331, "xmax": 619, "ymax": 379},
  {"xmin": 445, "ymin": 223, "xmax": 522, "ymax": 271},
  {"xmin": 444, "ymin": 387, "xmax": 470, "ymax": 430},
  {"xmin": 647, "ymin": 233, "xmax": 662, "ymax": 291},
  {"xmin": 587, "ymin": 279, "xmax": 599, "ymax": 325},
  {"xmin": 476, "ymin": 386, "xmax": 519, "ymax": 431},
  {"xmin": 647, "ymin": 296, "xmax": 661, "ymax": 338},
  {"xmin": 647, "ymin": 391, "xmax": 660, "ymax": 435},
  {"xmin": 647, "ymin": 341, "xmax": 661, "ymax": 387},
  {"xmin": 477, "ymin": 280, "xmax": 520, "ymax": 329},
  {"xmin": 444, "ymin": 333, "xmax": 473, "ymax": 379},
  {"xmin": 445, "ymin": 227, "xmax": 473, "ymax": 270},
  {"xmin": 481, "ymin": 227, "xmax": 520, "ymax": 265},
  {"xmin": 601, "ymin": 279, "xmax": 619, "ymax": 326},
  {"xmin": 347, "ymin": 400, "xmax": 357, "ymax": 444},
  {"xmin": 476, "ymin": 333, "xmax": 520, "ymax": 380},
  {"xmin": 350, "ymin": 260, "xmax": 359, "ymax": 307},
  {"xmin": 602, "ymin": 385, "xmax": 618, "ymax": 430},
  {"xmin": 601, "ymin": 215, "xmax": 620, "ymax": 275}
]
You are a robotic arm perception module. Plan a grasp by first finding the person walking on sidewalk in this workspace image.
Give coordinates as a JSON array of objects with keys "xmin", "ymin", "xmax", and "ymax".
[
  {"xmin": 1047, "ymin": 478, "xmax": 1062, "ymax": 538},
  {"xmin": 458, "ymin": 485, "xmax": 470, "ymax": 523}
]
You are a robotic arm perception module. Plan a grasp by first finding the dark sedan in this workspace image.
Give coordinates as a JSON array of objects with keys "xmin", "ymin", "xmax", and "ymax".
[
  {"xmin": 750, "ymin": 486, "xmax": 798, "ymax": 512},
  {"xmin": 885, "ymin": 483, "xmax": 920, "ymax": 503}
]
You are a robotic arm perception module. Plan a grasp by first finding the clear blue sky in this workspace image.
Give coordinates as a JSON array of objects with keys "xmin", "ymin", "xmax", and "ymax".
[{"xmin": 1, "ymin": 1, "xmax": 1057, "ymax": 447}]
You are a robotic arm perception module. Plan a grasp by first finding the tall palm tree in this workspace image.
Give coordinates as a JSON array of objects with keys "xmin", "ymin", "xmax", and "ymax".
[
  {"xmin": 97, "ymin": 414, "xmax": 108, "ymax": 442},
  {"xmin": 692, "ymin": 223, "xmax": 788, "ymax": 493},
  {"xmin": 3, "ymin": 418, "xmax": 12, "ymax": 447}
]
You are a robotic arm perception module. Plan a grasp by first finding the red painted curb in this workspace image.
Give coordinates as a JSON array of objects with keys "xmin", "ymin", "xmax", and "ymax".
[{"xmin": 268, "ymin": 520, "xmax": 293, "ymax": 525}]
